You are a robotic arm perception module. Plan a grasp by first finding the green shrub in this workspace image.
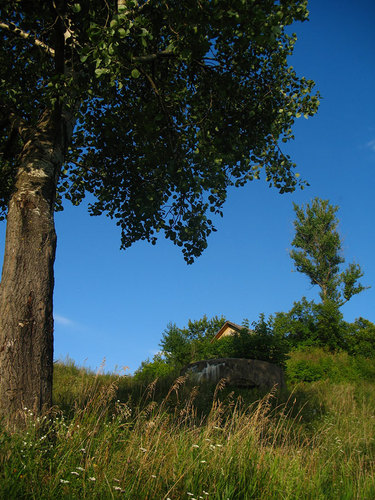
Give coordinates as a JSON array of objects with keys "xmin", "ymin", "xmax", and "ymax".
[
  {"xmin": 133, "ymin": 353, "xmax": 178, "ymax": 382},
  {"xmin": 286, "ymin": 347, "xmax": 375, "ymax": 384}
]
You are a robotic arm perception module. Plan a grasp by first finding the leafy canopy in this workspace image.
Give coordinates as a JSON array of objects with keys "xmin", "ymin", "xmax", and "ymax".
[{"xmin": 0, "ymin": 0, "xmax": 319, "ymax": 262}]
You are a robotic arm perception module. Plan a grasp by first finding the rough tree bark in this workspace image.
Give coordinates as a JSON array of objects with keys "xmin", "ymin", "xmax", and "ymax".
[{"xmin": 0, "ymin": 109, "xmax": 70, "ymax": 426}]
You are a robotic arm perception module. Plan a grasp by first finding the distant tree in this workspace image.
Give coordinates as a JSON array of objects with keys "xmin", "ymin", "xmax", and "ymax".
[
  {"xmin": 251, "ymin": 314, "xmax": 289, "ymax": 364},
  {"xmin": 273, "ymin": 297, "xmax": 318, "ymax": 347},
  {"xmin": 273, "ymin": 297, "xmax": 346, "ymax": 351},
  {"xmin": 344, "ymin": 318, "xmax": 375, "ymax": 358},
  {"xmin": 273, "ymin": 199, "xmax": 370, "ymax": 352},
  {"xmin": 290, "ymin": 198, "xmax": 368, "ymax": 306},
  {"xmin": 0, "ymin": 0, "xmax": 320, "ymax": 423},
  {"xmin": 160, "ymin": 316, "xmax": 225, "ymax": 367}
]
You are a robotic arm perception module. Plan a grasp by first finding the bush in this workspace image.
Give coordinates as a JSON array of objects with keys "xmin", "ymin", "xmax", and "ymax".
[
  {"xmin": 286, "ymin": 347, "xmax": 375, "ymax": 384},
  {"xmin": 344, "ymin": 317, "xmax": 375, "ymax": 357},
  {"xmin": 133, "ymin": 353, "xmax": 178, "ymax": 382}
]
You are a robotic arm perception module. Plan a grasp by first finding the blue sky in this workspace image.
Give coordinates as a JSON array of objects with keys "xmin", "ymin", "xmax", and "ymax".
[{"xmin": 1, "ymin": 0, "xmax": 374, "ymax": 374}]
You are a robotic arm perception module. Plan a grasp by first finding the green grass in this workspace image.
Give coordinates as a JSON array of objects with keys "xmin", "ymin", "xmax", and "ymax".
[{"xmin": 0, "ymin": 358, "xmax": 374, "ymax": 499}]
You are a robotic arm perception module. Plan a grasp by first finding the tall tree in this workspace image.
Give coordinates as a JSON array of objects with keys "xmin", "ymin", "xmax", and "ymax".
[
  {"xmin": 290, "ymin": 198, "xmax": 368, "ymax": 306},
  {"xmin": 0, "ymin": 0, "xmax": 319, "ymax": 424}
]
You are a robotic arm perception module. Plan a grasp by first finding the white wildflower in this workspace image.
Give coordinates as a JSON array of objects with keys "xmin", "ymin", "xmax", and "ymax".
[
  {"xmin": 88, "ymin": 477, "xmax": 96, "ymax": 481},
  {"xmin": 60, "ymin": 479, "xmax": 69, "ymax": 484},
  {"xmin": 140, "ymin": 447, "xmax": 147, "ymax": 452},
  {"xmin": 70, "ymin": 471, "xmax": 79, "ymax": 476},
  {"xmin": 192, "ymin": 444, "xmax": 200, "ymax": 448}
]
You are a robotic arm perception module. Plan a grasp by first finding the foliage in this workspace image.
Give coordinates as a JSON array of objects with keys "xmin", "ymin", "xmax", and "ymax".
[
  {"xmin": 290, "ymin": 198, "xmax": 368, "ymax": 305},
  {"xmin": 0, "ymin": 0, "xmax": 320, "ymax": 261},
  {"xmin": 160, "ymin": 315, "xmax": 226, "ymax": 367},
  {"xmin": 229, "ymin": 314, "xmax": 289, "ymax": 365},
  {"xmin": 344, "ymin": 317, "xmax": 375, "ymax": 358},
  {"xmin": 133, "ymin": 353, "xmax": 177, "ymax": 382},
  {"xmin": 286, "ymin": 346, "xmax": 375, "ymax": 384},
  {"xmin": 152, "ymin": 314, "xmax": 289, "ymax": 376},
  {"xmin": 273, "ymin": 297, "xmax": 347, "ymax": 351},
  {"xmin": 272, "ymin": 298, "xmax": 375, "ymax": 355},
  {"xmin": 275, "ymin": 198, "xmax": 371, "ymax": 352},
  {"xmin": 0, "ymin": 361, "xmax": 374, "ymax": 499}
]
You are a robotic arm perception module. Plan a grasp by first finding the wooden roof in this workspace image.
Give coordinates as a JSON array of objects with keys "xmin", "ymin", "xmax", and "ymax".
[{"xmin": 212, "ymin": 321, "xmax": 246, "ymax": 342}]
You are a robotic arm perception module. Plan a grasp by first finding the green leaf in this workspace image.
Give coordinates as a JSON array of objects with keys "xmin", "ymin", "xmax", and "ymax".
[
  {"xmin": 72, "ymin": 3, "xmax": 81, "ymax": 13},
  {"xmin": 131, "ymin": 68, "xmax": 140, "ymax": 79},
  {"xmin": 95, "ymin": 68, "xmax": 108, "ymax": 77}
]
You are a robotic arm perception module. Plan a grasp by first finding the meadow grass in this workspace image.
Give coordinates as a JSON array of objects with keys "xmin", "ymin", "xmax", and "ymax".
[{"xmin": 0, "ymin": 360, "xmax": 374, "ymax": 499}]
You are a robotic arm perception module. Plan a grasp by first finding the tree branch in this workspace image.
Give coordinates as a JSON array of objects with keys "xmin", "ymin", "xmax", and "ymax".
[
  {"xmin": 143, "ymin": 71, "xmax": 177, "ymax": 154},
  {"xmin": 0, "ymin": 21, "xmax": 55, "ymax": 57},
  {"xmin": 132, "ymin": 50, "xmax": 176, "ymax": 63}
]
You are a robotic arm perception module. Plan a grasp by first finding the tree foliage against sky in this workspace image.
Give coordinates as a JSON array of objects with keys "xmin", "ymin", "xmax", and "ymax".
[
  {"xmin": 290, "ymin": 198, "xmax": 368, "ymax": 306},
  {"xmin": 0, "ymin": 0, "xmax": 320, "ymax": 262}
]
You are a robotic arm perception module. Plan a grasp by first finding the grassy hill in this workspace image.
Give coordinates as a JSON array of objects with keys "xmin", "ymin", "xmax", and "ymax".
[{"xmin": 0, "ymin": 351, "xmax": 374, "ymax": 499}]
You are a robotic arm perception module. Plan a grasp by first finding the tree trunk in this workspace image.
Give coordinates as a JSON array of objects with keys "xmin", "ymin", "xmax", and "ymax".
[{"xmin": 0, "ymin": 110, "xmax": 67, "ymax": 427}]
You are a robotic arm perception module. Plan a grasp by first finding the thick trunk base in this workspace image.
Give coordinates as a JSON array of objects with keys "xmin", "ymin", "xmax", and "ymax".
[
  {"xmin": 0, "ymin": 112, "xmax": 64, "ymax": 427},
  {"xmin": 0, "ymin": 190, "xmax": 56, "ymax": 426}
]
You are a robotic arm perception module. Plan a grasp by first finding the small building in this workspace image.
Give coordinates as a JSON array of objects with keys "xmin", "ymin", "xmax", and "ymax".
[{"xmin": 212, "ymin": 321, "xmax": 250, "ymax": 342}]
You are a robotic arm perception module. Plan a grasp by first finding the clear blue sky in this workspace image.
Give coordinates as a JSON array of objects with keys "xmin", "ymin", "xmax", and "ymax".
[{"xmin": 1, "ymin": 0, "xmax": 374, "ymax": 374}]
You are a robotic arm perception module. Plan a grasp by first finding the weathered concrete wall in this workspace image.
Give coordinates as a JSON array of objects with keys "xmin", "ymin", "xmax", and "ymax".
[{"xmin": 181, "ymin": 358, "xmax": 285, "ymax": 389}]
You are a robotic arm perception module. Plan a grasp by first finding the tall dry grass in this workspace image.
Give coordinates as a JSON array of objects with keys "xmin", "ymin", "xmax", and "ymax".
[{"xmin": 0, "ymin": 361, "xmax": 374, "ymax": 499}]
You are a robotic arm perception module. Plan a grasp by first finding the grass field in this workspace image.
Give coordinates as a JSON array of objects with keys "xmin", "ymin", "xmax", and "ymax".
[{"xmin": 0, "ymin": 358, "xmax": 374, "ymax": 499}]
